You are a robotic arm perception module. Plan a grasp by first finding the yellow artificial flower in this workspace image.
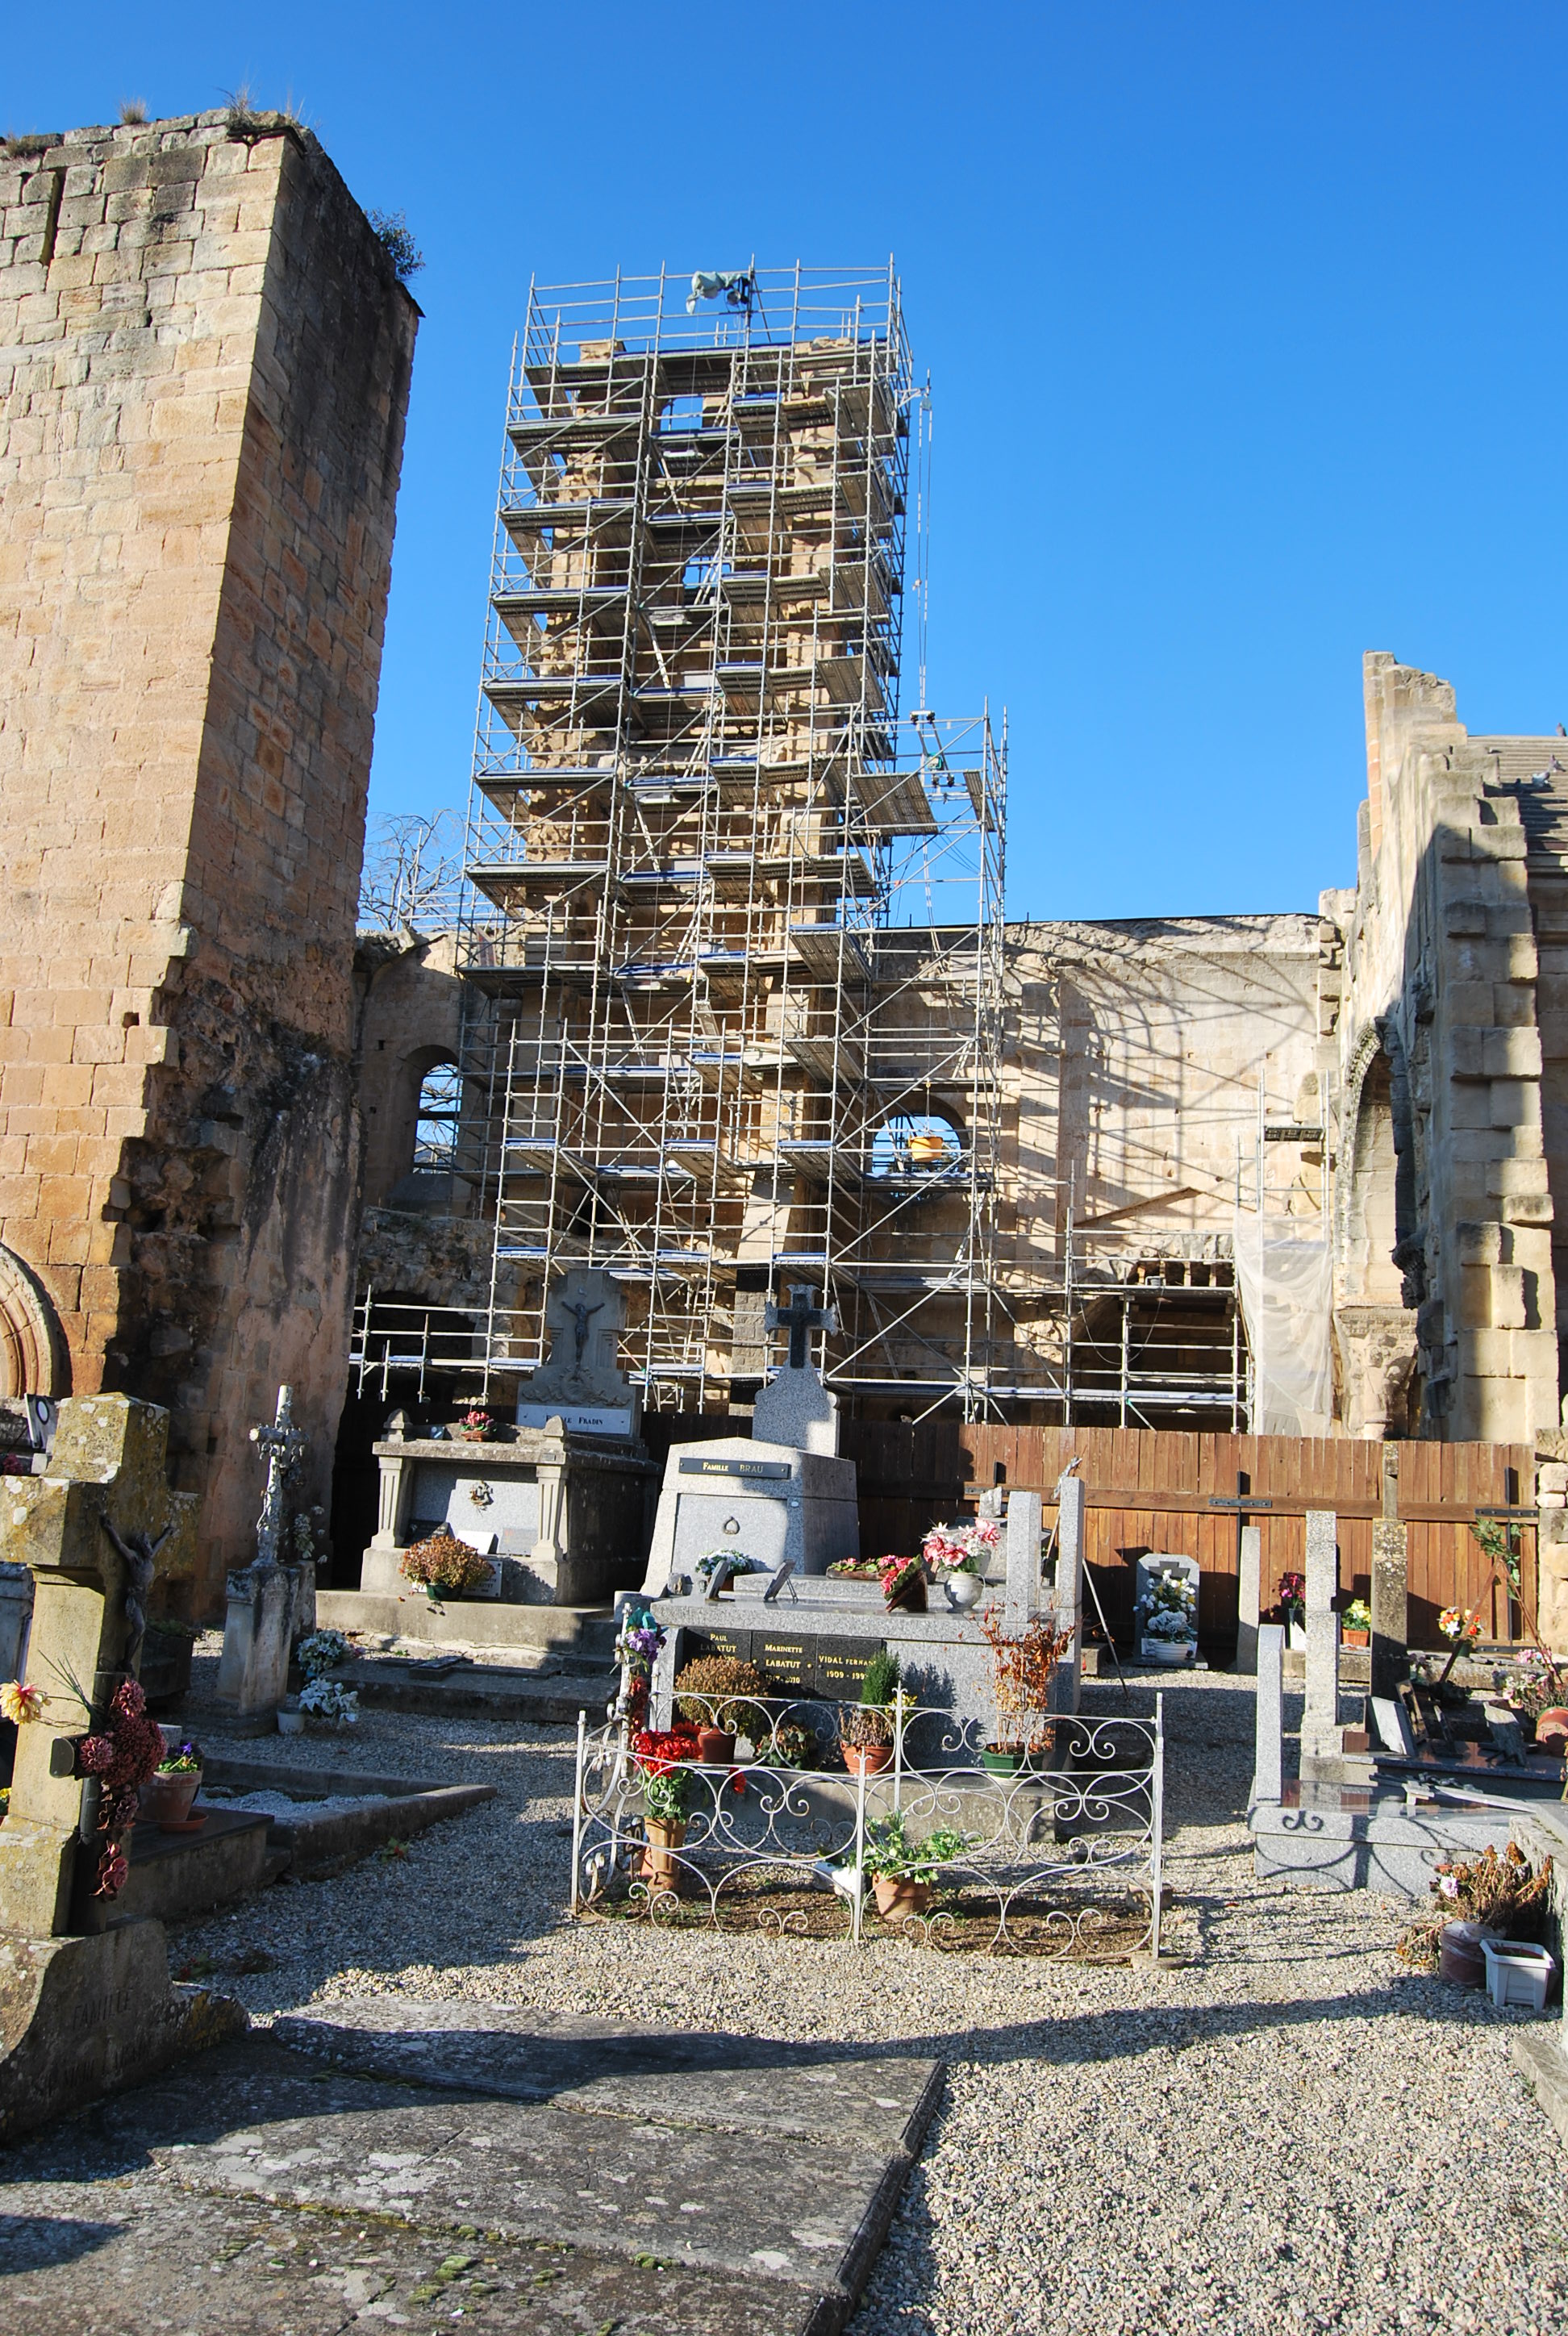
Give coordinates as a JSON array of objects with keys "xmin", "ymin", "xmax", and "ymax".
[{"xmin": 0, "ymin": 1680, "xmax": 44, "ymax": 1725}]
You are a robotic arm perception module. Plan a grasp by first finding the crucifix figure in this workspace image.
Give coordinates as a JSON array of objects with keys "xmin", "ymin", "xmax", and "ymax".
[
  {"xmin": 569, "ymin": 1296, "xmax": 605, "ymax": 1370},
  {"xmin": 249, "ymin": 1384, "xmax": 306, "ymax": 1567},
  {"xmin": 765, "ymin": 1283, "xmax": 836, "ymax": 1370}
]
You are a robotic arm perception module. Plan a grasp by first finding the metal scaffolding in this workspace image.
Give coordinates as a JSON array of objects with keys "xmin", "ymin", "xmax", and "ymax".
[{"xmin": 452, "ymin": 263, "xmax": 1006, "ymax": 1418}]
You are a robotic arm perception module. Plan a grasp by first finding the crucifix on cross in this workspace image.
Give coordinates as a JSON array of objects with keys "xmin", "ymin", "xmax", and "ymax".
[
  {"xmin": 249, "ymin": 1385, "xmax": 307, "ymax": 1567},
  {"xmin": 765, "ymin": 1283, "xmax": 836, "ymax": 1370}
]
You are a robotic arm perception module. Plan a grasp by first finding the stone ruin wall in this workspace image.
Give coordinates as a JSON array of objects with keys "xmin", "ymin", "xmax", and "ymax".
[{"xmin": 0, "ymin": 111, "xmax": 417, "ymax": 1610}]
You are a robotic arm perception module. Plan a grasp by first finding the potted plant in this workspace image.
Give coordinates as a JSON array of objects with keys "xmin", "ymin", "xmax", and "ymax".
[
  {"xmin": 840, "ymin": 1649, "xmax": 902, "ymax": 1775},
  {"xmin": 452, "ymin": 1405, "xmax": 499, "ymax": 1444},
  {"xmin": 139, "ymin": 1733, "xmax": 204, "ymax": 1826},
  {"xmin": 1140, "ymin": 1567, "xmax": 1198, "ymax": 1666},
  {"xmin": 633, "ymin": 1726, "xmax": 699, "ymax": 1886},
  {"xmin": 880, "ymin": 1554, "xmax": 928, "ymax": 1613},
  {"xmin": 862, "ymin": 1813, "xmax": 970, "ymax": 1919},
  {"xmin": 399, "ymin": 1525, "xmax": 495, "ymax": 1603},
  {"xmin": 1278, "ymin": 1571, "xmax": 1306, "ymax": 1649},
  {"xmin": 921, "ymin": 1519, "xmax": 1000, "ymax": 1612},
  {"xmin": 1341, "ymin": 1597, "xmax": 1372, "ymax": 1648},
  {"xmin": 298, "ymin": 1679, "xmax": 360, "ymax": 1730},
  {"xmin": 978, "ymin": 1608, "xmax": 1071, "ymax": 1769},
  {"xmin": 673, "ymin": 1653, "xmax": 770, "ymax": 1762}
]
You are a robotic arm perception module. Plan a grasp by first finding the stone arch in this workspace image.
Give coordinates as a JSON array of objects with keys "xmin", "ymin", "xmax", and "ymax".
[
  {"xmin": 1343, "ymin": 1053, "xmax": 1405, "ymax": 1303},
  {"xmin": 0, "ymin": 1245, "xmax": 69, "ymax": 1399},
  {"xmin": 1336, "ymin": 1026, "xmax": 1420, "ymax": 1436}
]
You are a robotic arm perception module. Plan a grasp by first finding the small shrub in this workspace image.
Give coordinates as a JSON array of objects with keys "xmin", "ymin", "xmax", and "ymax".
[
  {"xmin": 673, "ymin": 1654, "xmax": 769, "ymax": 1734},
  {"xmin": 860, "ymin": 1649, "xmax": 901, "ymax": 1708},
  {"xmin": 400, "ymin": 1526, "xmax": 494, "ymax": 1596},
  {"xmin": 368, "ymin": 207, "xmax": 424, "ymax": 283}
]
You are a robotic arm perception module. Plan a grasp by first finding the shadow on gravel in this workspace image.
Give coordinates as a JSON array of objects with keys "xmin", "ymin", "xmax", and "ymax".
[{"xmin": 0, "ymin": 2215, "xmax": 120, "ymax": 2271}]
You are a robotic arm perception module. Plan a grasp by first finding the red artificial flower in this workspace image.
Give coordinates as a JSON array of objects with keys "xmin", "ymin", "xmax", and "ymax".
[{"xmin": 632, "ymin": 1726, "xmax": 699, "ymax": 1776}]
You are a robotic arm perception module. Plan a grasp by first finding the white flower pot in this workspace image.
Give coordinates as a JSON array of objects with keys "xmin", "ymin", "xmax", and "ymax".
[
  {"xmin": 1142, "ymin": 1637, "xmax": 1195, "ymax": 1667},
  {"xmin": 945, "ymin": 1572, "xmax": 983, "ymax": 1612}
]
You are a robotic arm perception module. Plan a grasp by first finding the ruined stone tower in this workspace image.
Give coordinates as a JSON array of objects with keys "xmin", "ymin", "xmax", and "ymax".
[{"xmin": 0, "ymin": 111, "xmax": 418, "ymax": 1606}]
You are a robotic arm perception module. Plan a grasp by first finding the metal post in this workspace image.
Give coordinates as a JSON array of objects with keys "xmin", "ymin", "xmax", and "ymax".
[
  {"xmin": 569, "ymin": 1708, "xmax": 586, "ymax": 1916},
  {"xmin": 1149, "ymin": 1692, "xmax": 1165, "ymax": 1961},
  {"xmin": 893, "ymin": 1687, "xmax": 905, "ymax": 1815},
  {"xmin": 852, "ymin": 1758, "xmax": 866, "ymax": 1947}
]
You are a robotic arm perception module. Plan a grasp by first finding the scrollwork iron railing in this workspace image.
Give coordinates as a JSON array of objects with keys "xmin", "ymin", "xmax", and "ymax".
[{"xmin": 569, "ymin": 1694, "xmax": 1166, "ymax": 1957}]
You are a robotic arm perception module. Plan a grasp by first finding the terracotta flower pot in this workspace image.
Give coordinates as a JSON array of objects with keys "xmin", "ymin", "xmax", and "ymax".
[
  {"xmin": 1342, "ymin": 1628, "xmax": 1370, "ymax": 1648},
  {"xmin": 842, "ymin": 1740, "xmax": 894, "ymax": 1776},
  {"xmin": 139, "ymin": 1769, "xmax": 201, "ymax": 1826},
  {"xmin": 1533, "ymin": 1706, "xmax": 1568, "ymax": 1748},
  {"xmin": 695, "ymin": 1726, "xmax": 736, "ymax": 1765},
  {"xmin": 872, "ymin": 1875, "xmax": 932, "ymax": 1920},
  {"xmin": 639, "ymin": 1817, "xmax": 687, "ymax": 1888}
]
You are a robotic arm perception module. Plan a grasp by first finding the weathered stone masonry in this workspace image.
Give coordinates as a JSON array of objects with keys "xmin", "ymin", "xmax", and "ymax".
[{"xmin": 0, "ymin": 112, "xmax": 417, "ymax": 1608}]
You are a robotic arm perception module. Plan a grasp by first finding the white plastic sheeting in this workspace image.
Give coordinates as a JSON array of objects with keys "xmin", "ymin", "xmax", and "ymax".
[{"xmin": 1232, "ymin": 1221, "xmax": 1334, "ymax": 1437}]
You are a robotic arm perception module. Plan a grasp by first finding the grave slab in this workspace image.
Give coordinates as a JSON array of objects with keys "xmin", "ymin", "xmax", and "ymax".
[{"xmin": 0, "ymin": 2017, "xmax": 941, "ymax": 2336}]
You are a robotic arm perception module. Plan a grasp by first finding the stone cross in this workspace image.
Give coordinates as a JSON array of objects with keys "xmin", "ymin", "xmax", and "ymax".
[
  {"xmin": 765, "ymin": 1284, "xmax": 835, "ymax": 1370},
  {"xmin": 249, "ymin": 1384, "xmax": 305, "ymax": 1567},
  {"xmin": 1235, "ymin": 1524, "xmax": 1262, "ymax": 1676},
  {"xmin": 0, "ymin": 1396, "xmax": 198, "ymax": 1936}
]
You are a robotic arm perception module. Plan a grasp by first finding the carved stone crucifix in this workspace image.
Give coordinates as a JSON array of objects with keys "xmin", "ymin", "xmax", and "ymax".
[{"xmin": 248, "ymin": 1385, "xmax": 306, "ymax": 1568}]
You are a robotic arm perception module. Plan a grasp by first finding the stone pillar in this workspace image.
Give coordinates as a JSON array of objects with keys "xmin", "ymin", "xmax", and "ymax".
[
  {"xmin": 1005, "ymin": 1489, "xmax": 1042, "ymax": 1631},
  {"xmin": 213, "ymin": 1562, "xmax": 307, "ymax": 1728},
  {"xmin": 1301, "ymin": 1510, "xmax": 1340, "ymax": 1760},
  {"xmin": 1370, "ymin": 1519, "xmax": 1408, "ymax": 1700},
  {"xmin": 1235, "ymin": 1525, "xmax": 1261, "ymax": 1676},
  {"xmin": 1049, "ymin": 1478, "xmax": 1085, "ymax": 1716},
  {"xmin": 530, "ymin": 1423, "xmax": 569, "ymax": 1594},
  {"xmin": 369, "ymin": 1449, "xmax": 417, "ymax": 1551},
  {"xmin": 1253, "ymin": 1623, "xmax": 1284, "ymax": 1804}
]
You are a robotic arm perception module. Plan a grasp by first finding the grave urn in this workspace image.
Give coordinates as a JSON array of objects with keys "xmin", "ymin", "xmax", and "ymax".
[
  {"xmin": 944, "ymin": 1571, "xmax": 984, "ymax": 1612},
  {"xmin": 872, "ymin": 1875, "xmax": 932, "ymax": 1921}
]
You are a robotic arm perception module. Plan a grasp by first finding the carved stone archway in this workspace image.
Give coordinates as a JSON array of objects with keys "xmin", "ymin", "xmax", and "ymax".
[{"xmin": 0, "ymin": 1245, "xmax": 68, "ymax": 1399}]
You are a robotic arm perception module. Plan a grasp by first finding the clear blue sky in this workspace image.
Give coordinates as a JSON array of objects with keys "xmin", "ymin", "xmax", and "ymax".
[{"xmin": 12, "ymin": 4, "xmax": 1568, "ymax": 919}]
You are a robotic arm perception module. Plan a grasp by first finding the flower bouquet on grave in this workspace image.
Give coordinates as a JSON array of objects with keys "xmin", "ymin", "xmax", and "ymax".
[
  {"xmin": 0, "ymin": 1680, "xmax": 44, "ymax": 1726},
  {"xmin": 880, "ymin": 1554, "xmax": 928, "ymax": 1614},
  {"xmin": 922, "ymin": 1519, "xmax": 999, "ymax": 1612},
  {"xmin": 826, "ymin": 1556, "xmax": 884, "ymax": 1581},
  {"xmin": 451, "ymin": 1405, "xmax": 500, "ymax": 1445},
  {"xmin": 862, "ymin": 1812, "xmax": 970, "ymax": 1921},
  {"xmin": 298, "ymin": 1679, "xmax": 360, "ymax": 1730},
  {"xmin": 1141, "ymin": 1568, "xmax": 1197, "ymax": 1665},
  {"xmin": 297, "ymin": 1629, "xmax": 349, "ymax": 1680},
  {"xmin": 840, "ymin": 1649, "xmax": 903, "ymax": 1775},
  {"xmin": 632, "ymin": 1725, "xmax": 700, "ymax": 1885},
  {"xmin": 1341, "ymin": 1598, "xmax": 1372, "ymax": 1648},
  {"xmin": 978, "ymin": 1607, "xmax": 1072, "ymax": 1769},
  {"xmin": 612, "ymin": 1604, "xmax": 665, "ymax": 1729},
  {"xmin": 1276, "ymin": 1571, "xmax": 1306, "ymax": 1641},
  {"xmin": 399, "ymin": 1525, "xmax": 495, "ymax": 1602},
  {"xmin": 1438, "ymin": 1604, "xmax": 1483, "ymax": 1646},
  {"xmin": 1397, "ymin": 1841, "xmax": 1553, "ymax": 1972},
  {"xmin": 77, "ymin": 1679, "xmax": 165, "ymax": 1898}
]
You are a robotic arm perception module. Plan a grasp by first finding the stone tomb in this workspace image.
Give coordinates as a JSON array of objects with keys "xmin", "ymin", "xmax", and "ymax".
[
  {"xmin": 513, "ymin": 1266, "xmax": 641, "ymax": 1441},
  {"xmin": 641, "ymin": 1441, "xmax": 860, "ymax": 1591}
]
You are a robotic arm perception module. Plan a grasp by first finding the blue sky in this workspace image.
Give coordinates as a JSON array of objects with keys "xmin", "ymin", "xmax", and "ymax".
[{"xmin": 12, "ymin": 4, "xmax": 1568, "ymax": 919}]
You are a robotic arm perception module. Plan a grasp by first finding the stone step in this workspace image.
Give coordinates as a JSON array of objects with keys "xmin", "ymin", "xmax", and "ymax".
[
  {"xmin": 0, "ymin": 2014, "xmax": 943, "ymax": 2335},
  {"xmin": 318, "ymin": 1586, "xmax": 618, "ymax": 1659},
  {"xmin": 339, "ymin": 1654, "xmax": 614, "ymax": 1726}
]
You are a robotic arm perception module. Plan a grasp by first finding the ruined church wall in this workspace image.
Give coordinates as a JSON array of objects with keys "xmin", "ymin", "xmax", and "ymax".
[{"xmin": 0, "ymin": 113, "xmax": 416, "ymax": 1607}]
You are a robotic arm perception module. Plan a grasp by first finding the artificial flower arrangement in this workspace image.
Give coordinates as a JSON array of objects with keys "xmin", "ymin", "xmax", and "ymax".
[
  {"xmin": 452, "ymin": 1405, "xmax": 501, "ymax": 1444},
  {"xmin": 1397, "ymin": 1841, "xmax": 1553, "ymax": 1967},
  {"xmin": 297, "ymin": 1629, "xmax": 349, "ymax": 1681},
  {"xmin": 399, "ymin": 1525, "xmax": 495, "ymax": 1599},
  {"xmin": 1341, "ymin": 1597, "xmax": 1372, "ymax": 1645},
  {"xmin": 880, "ymin": 1554, "xmax": 928, "ymax": 1612},
  {"xmin": 826, "ymin": 1556, "xmax": 885, "ymax": 1581},
  {"xmin": 613, "ymin": 1603, "xmax": 665, "ymax": 1726},
  {"xmin": 920, "ymin": 1518, "xmax": 1001, "ymax": 1575},
  {"xmin": 1143, "ymin": 1569, "xmax": 1197, "ymax": 1641},
  {"xmin": 1439, "ymin": 1604, "xmax": 1483, "ymax": 1644},
  {"xmin": 1, "ymin": 1679, "xmax": 44, "ymax": 1725},
  {"xmin": 298, "ymin": 1678, "xmax": 360, "ymax": 1729},
  {"xmin": 77, "ymin": 1679, "xmax": 165, "ymax": 1898},
  {"xmin": 1277, "ymin": 1571, "xmax": 1306, "ymax": 1624}
]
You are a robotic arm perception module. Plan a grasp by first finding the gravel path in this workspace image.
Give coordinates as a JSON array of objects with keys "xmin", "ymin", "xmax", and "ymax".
[{"xmin": 173, "ymin": 1658, "xmax": 1568, "ymax": 2334}]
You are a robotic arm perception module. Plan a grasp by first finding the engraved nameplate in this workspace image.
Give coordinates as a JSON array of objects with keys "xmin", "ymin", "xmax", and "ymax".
[{"xmin": 678, "ymin": 1457, "xmax": 792, "ymax": 1480}]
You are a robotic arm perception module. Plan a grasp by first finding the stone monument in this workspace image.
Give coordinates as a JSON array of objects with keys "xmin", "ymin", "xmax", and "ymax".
[
  {"xmin": 0, "ymin": 1395, "xmax": 244, "ymax": 2139},
  {"xmin": 515, "ymin": 1267, "xmax": 640, "ymax": 1438},
  {"xmin": 641, "ymin": 1285, "xmax": 858, "ymax": 1593},
  {"xmin": 214, "ymin": 1386, "xmax": 316, "ymax": 1730}
]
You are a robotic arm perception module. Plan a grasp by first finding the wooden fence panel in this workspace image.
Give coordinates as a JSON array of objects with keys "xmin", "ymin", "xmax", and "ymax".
[{"xmin": 840, "ymin": 1421, "xmax": 1537, "ymax": 1651}]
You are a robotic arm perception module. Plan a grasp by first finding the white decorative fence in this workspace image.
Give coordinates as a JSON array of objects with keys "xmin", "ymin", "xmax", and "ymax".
[{"xmin": 569, "ymin": 1695, "xmax": 1166, "ymax": 1956}]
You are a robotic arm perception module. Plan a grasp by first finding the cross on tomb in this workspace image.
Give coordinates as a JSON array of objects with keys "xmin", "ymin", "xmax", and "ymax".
[
  {"xmin": 765, "ymin": 1284, "xmax": 836, "ymax": 1370},
  {"xmin": 248, "ymin": 1384, "xmax": 306, "ymax": 1567}
]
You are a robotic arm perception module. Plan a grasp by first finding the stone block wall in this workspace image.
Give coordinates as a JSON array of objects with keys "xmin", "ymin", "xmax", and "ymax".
[{"xmin": 0, "ymin": 112, "xmax": 417, "ymax": 1608}]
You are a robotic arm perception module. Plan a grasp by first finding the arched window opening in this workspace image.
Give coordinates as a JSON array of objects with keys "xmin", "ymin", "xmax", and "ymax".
[
  {"xmin": 412, "ymin": 1062, "xmax": 461, "ymax": 1175},
  {"xmin": 1345, "ymin": 1059, "xmax": 1403, "ymax": 1305}
]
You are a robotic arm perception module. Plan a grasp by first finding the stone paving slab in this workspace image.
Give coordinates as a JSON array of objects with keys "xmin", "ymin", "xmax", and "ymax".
[
  {"xmin": 0, "ymin": 2015, "xmax": 940, "ymax": 2334},
  {"xmin": 273, "ymin": 1997, "xmax": 940, "ymax": 2151}
]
